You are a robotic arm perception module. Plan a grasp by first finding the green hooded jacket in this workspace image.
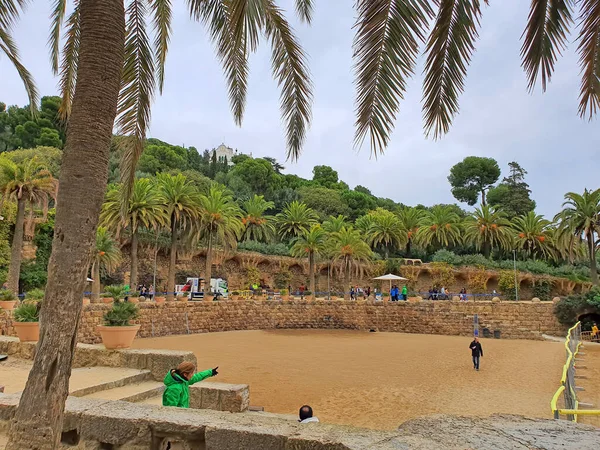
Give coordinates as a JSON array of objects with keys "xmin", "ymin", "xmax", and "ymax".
[{"xmin": 162, "ymin": 368, "xmax": 213, "ymax": 408}]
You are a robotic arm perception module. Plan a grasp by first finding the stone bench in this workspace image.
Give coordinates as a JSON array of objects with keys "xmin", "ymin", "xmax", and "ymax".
[{"xmin": 189, "ymin": 382, "xmax": 249, "ymax": 413}]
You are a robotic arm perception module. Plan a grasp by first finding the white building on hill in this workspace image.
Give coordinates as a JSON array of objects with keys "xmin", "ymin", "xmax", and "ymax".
[{"xmin": 212, "ymin": 144, "xmax": 239, "ymax": 166}]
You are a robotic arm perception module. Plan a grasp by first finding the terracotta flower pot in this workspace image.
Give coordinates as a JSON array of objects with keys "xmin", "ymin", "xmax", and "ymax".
[
  {"xmin": 230, "ymin": 295, "xmax": 239, "ymax": 301},
  {"xmin": 82, "ymin": 298, "xmax": 91, "ymax": 306},
  {"xmin": 14, "ymin": 322, "xmax": 40, "ymax": 342},
  {"xmin": 155, "ymin": 296, "xmax": 166, "ymax": 305},
  {"xmin": 129, "ymin": 297, "xmax": 139, "ymax": 304},
  {"xmin": 97, "ymin": 325, "xmax": 141, "ymax": 349},
  {"xmin": 180, "ymin": 296, "xmax": 189, "ymax": 303},
  {"xmin": 0, "ymin": 300, "xmax": 17, "ymax": 311},
  {"xmin": 101, "ymin": 297, "xmax": 114, "ymax": 304}
]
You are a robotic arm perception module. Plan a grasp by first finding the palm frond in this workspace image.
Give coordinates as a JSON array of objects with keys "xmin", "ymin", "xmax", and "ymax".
[
  {"xmin": 149, "ymin": 0, "xmax": 172, "ymax": 93},
  {"xmin": 353, "ymin": 0, "xmax": 432, "ymax": 155},
  {"xmin": 117, "ymin": 0, "xmax": 156, "ymax": 207},
  {"xmin": 521, "ymin": 0, "xmax": 573, "ymax": 93},
  {"xmin": 423, "ymin": 0, "xmax": 486, "ymax": 139},
  {"xmin": 0, "ymin": 0, "xmax": 27, "ymax": 29},
  {"xmin": 49, "ymin": 0, "xmax": 67, "ymax": 74},
  {"xmin": 577, "ymin": 0, "xmax": 600, "ymax": 118},
  {"xmin": 0, "ymin": 27, "xmax": 38, "ymax": 115},
  {"xmin": 262, "ymin": 0, "xmax": 312, "ymax": 161},
  {"xmin": 295, "ymin": 0, "xmax": 313, "ymax": 23},
  {"xmin": 58, "ymin": 1, "xmax": 80, "ymax": 120}
]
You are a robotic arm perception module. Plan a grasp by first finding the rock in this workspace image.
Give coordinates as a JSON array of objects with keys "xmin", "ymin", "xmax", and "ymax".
[
  {"xmin": 531, "ymin": 297, "xmax": 541, "ymax": 302},
  {"xmin": 553, "ymin": 297, "xmax": 561, "ymax": 303},
  {"xmin": 492, "ymin": 297, "xmax": 500, "ymax": 303}
]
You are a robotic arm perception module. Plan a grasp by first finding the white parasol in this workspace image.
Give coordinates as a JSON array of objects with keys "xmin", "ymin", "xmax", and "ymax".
[{"xmin": 373, "ymin": 273, "xmax": 408, "ymax": 292}]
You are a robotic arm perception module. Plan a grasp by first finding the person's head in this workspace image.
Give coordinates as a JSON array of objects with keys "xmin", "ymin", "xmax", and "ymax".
[
  {"xmin": 176, "ymin": 361, "xmax": 196, "ymax": 380},
  {"xmin": 299, "ymin": 405, "xmax": 313, "ymax": 421},
  {"xmin": 474, "ymin": 337, "xmax": 479, "ymax": 343}
]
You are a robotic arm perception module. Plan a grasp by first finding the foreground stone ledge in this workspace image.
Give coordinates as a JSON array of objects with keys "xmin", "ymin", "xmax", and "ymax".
[
  {"xmin": 1, "ymin": 394, "xmax": 599, "ymax": 449},
  {"xmin": 190, "ymin": 382, "xmax": 250, "ymax": 413}
]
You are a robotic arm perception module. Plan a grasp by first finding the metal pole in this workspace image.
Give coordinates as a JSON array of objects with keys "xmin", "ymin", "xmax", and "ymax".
[
  {"xmin": 513, "ymin": 249, "xmax": 518, "ymax": 301},
  {"xmin": 153, "ymin": 230, "xmax": 159, "ymax": 298},
  {"xmin": 327, "ymin": 261, "xmax": 330, "ymax": 300}
]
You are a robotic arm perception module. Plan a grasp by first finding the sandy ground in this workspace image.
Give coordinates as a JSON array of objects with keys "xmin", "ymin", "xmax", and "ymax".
[
  {"xmin": 578, "ymin": 343, "xmax": 600, "ymax": 426},
  {"xmin": 133, "ymin": 330, "xmax": 571, "ymax": 430}
]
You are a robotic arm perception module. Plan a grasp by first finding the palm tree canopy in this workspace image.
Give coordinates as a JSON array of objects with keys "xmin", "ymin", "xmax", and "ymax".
[
  {"xmin": 463, "ymin": 205, "xmax": 512, "ymax": 252},
  {"xmin": 290, "ymin": 224, "xmax": 327, "ymax": 258},
  {"xmin": 363, "ymin": 208, "xmax": 407, "ymax": 253},
  {"xmin": 512, "ymin": 211, "xmax": 554, "ymax": 259},
  {"xmin": 197, "ymin": 186, "xmax": 243, "ymax": 248},
  {"xmin": 555, "ymin": 189, "xmax": 600, "ymax": 240},
  {"xmin": 276, "ymin": 200, "xmax": 318, "ymax": 240},
  {"xmin": 329, "ymin": 226, "xmax": 373, "ymax": 263},
  {"xmin": 100, "ymin": 178, "xmax": 167, "ymax": 235},
  {"xmin": 94, "ymin": 226, "xmax": 122, "ymax": 272},
  {"xmin": 417, "ymin": 205, "xmax": 462, "ymax": 248},
  {"xmin": 398, "ymin": 207, "xmax": 425, "ymax": 239},
  {"xmin": 322, "ymin": 214, "xmax": 348, "ymax": 233},
  {"xmin": 0, "ymin": 156, "xmax": 57, "ymax": 207},
  {"xmin": 156, "ymin": 173, "xmax": 202, "ymax": 229},
  {"xmin": 242, "ymin": 194, "xmax": 275, "ymax": 242}
]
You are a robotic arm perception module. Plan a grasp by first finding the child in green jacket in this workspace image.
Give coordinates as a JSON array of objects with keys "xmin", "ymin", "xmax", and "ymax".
[{"xmin": 162, "ymin": 361, "xmax": 218, "ymax": 408}]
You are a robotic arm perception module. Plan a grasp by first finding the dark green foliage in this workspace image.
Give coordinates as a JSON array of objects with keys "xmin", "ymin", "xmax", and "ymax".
[
  {"xmin": 298, "ymin": 186, "xmax": 349, "ymax": 220},
  {"xmin": 19, "ymin": 210, "xmax": 55, "ymax": 292},
  {"xmin": 274, "ymin": 270, "xmax": 292, "ymax": 289},
  {"xmin": 237, "ymin": 240, "xmax": 290, "ymax": 256},
  {"xmin": 103, "ymin": 301, "xmax": 140, "ymax": 326},
  {"xmin": 554, "ymin": 289, "xmax": 600, "ymax": 326},
  {"xmin": 0, "ymin": 290, "xmax": 17, "ymax": 301},
  {"xmin": 25, "ymin": 288, "xmax": 45, "ymax": 300},
  {"xmin": 533, "ymin": 279, "xmax": 554, "ymax": 301},
  {"xmin": 13, "ymin": 301, "xmax": 40, "ymax": 322},
  {"xmin": 487, "ymin": 162, "xmax": 536, "ymax": 219},
  {"xmin": 448, "ymin": 156, "xmax": 501, "ymax": 206},
  {"xmin": 105, "ymin": 285, "xmax": 127, "ymax": 300}
]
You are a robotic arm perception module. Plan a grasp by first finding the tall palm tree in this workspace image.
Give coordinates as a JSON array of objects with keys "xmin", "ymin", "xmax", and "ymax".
[
  {"xmin": 512, "ymin": 211, "xmax": 554, "ymax": 260},
  {"xmin": 330, "ymin": 226, "xmax": 372, "ymax": 296},
  {"xmin": 276, "ymin": 201, "xmax": 318, "ymax": 241},
  {"xmin": 241, "ymin": 195, "xmax": 275, "ymax": 242},
  {"xmin": 290, "ymin": 224, "xmax": 327, "ymax": 294},
  {"xmin": 417, "ymin": 205, "xmax": 462, "ymax": 250},
  {"xmin": 90, "ymin": 226, "xmax": 122, "ymax": 300},
  {"xmin": 9, "ymin": 0, "xmax": 600, "ymax": 445},
  {"xmin": 364, "ymin": 208, "xmax": 406, "ymax": 259},
  {"xmin": 0, "ymin": 157, "xmax": 56, "ymax": 293},
  {"xmin": 196, "ymin": 186, "xmax": 242, "ymax": 291},
  {"xmin": 555, "ymin": 189, "xmax": 600, "ymax": 285},
  {"xmin": 100, "ymin": 178, "xmax": 167, "ymax": 289},
  {"xmin": 398, "ymin": 207, "xmax": 424, "ymax": 257},
  {"xmin": 463, "ymin": 205, "xmax": 512, "ymax": 258},
  {"xmin": 157, "ymin": 173, "xmax": 202, "ymax": 300}
]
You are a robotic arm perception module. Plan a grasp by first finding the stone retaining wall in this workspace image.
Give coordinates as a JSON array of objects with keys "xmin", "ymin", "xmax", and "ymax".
[{"xmin": 1, "ymin": 300, "xmax": 565, "ymax": 344}]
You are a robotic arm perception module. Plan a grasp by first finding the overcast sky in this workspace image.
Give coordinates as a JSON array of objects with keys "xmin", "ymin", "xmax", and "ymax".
[{"xmin": 1, "ymin": 0, "xmax": 598, "ymax": 217}]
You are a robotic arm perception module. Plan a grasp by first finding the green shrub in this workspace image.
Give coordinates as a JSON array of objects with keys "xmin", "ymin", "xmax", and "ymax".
[
  {"xmin": 26, "ymin": 288, "xmax": 45, "ymax": 301},
  {"xmin": 104, "ymin": 285, "xmax": 127, "ymax": 301},
  {"xmin": 238, "ymin": 240, "xmax": 290, "ymax": 256},
  {"xmin": 13, "ymin": 301, "xmax": 40, "ymax": 322},
  {"xmin": 19, "ymin": 261, "xmax": 47, "ymax": 291},
  {"xmin": 280, "ymin": 288, "xmax": 288, "ymax": 296},
  {"xmin": 0, "ymin": 290, "xmax": 17, "ymax": 301},
  {"xmin": 533, "ymin": 279, "xmax": 554, "ymax": 301},
  {"xmin": 274, "ymin": 269, "xmax": 292, "ymax": 289},
  {"xmin": 103, "ymin": 301, "xmax": 139, "ymax": 326},
  {"xmin": 498, "ymin": 270, "xmax": 517, "ymax": 300}
]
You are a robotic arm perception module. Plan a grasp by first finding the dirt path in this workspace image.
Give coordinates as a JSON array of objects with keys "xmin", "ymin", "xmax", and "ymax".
[{"xmin": 133, "ymin": 330, "xmax": 568, "ymax": 430}]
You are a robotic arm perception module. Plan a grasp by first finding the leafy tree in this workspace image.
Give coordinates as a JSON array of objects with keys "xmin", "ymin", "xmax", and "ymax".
[
  {"xmin": 137, "ymin": 143, "xmax": 188, "ymax": 174},
  {"xmin": 417, "ymin": 205, "xmax": 462, "ymax": 250},
  {"xmin": 290, "ymin": 224, "xmax": 327, "ymax": 294},
  {"xmin": 555, "ymin": 189, "xmax": 600, "ymax": 285},
  {"xmin": 487, "ymin": 162, "xmax": 536, "ymax": 219},
  {"xmin": 341, "ymin": 190, "xmax": 377, "ymax": 220},
  {"xmin": 298, "ymin": 185, "xmax": 350, "ymax": 220},
  {"xmin": 463, "ymin": 205, "xmax": 512, "ymax": 258},
  {"xmin": 3, "ymin": 146, "xmax": 63, "ymax": 178},
  {"xmin": 329, "ymin": 226, "xmax": 372, "ymax": 295},
  {"xmin": 322, "ymin": 215, "xmax": 348, "ymax": 233},
  {"xmin": 276, "ymin": 201, "xmax": 318, "ymax": 241},
  {"xmin": 229, "ymin": 157, "xmax": 280, "ymax": 197},
  {"xmin": 157, "ymin": 173, "xmax": 202, "ymax": 299},
  {"xmin": 242, "ymin": 195, "xmax": 275, "ymax": 242},
  {"xmin": 448, "ymin": 156, "xmax": 501, "ymax": 206},
  {"xmin": 398, "ymin": 207, "xmax": 424, "ymax": 257},
  {"xmin": 363, "ymin": 208, "xmax": 406, "ymax": 259},
  {"xmin": 354, "ymin": 185, "xmax": 371, "ymax": 196},
  {"xmin": 0, "ymin": 157, "xmax": 56, "ymax": 293},
  {"xmin": 312, "ymin": 165, "xmax": 339, "ymax": 189},
  {"xmin": 512, "ymin": 211, "xmax": 554, "ymax": 260},
  {"xmin": 196, "ymin": 186, "xmax": 243, "ymax": 289},
  {"xmin": 262, "ymin": 156, "xmax": 285, "ymax": 174},
  {"xmin": 90, "ymin": 227, "xmax": 122, "ymax": 300},
  {"xmin": 100, "ymin": 178, "xmax": 167, "ymax": 288}
]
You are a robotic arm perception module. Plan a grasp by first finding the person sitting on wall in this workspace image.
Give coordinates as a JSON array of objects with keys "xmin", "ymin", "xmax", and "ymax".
[
  {"xmin": 163, "ymin": 362, "xmax": 219, "ymax": 408},
  {"xmin": 298, "ymin": 405, "xmax": 319, "ymax": 423}
]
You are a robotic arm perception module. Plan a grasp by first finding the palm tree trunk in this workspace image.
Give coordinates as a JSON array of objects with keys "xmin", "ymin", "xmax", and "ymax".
[
  {"xmin": 588, "ymin": 231, "xmax": 598, "ymax": 285},
  {"xmin": 344, "ymin": 257, "xmax": 350, "ymax": 299},
  {"xmin": 130, "ymin": 228, "xmax": 138, "ymax": 289},
  {"xmin": 406, "ymin": 239, "xmax": 412, "ymax": 258},
  {"xmin": 167, "ymin": 217, "xmax": 177, "ymax": 301},
  {"xmin": 92, "ymin": 261, "xmax": 101, "ymax": 300},
  {"xmin": 483, "ymin": 240, "xmax": 491, "ymax": 259},
  {"xmin": 309, "ymin": 251, "xmax": 315, "ymax": 295},
  {"xmin": 205, "ymin": 231, "xmax": 213, "ymax": 294},
  {"xmin": 6, "ymin": 1, "xmax": 125, "ymax": 448},
  {"xmin": 7, "ymin": 196, "xmax": 26, "ymax": 293}
]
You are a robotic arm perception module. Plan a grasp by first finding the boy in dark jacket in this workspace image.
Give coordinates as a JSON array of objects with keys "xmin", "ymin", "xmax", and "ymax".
[{"xmin": 469, "ymin": 337, "xmax": 483, "ymax": 371}]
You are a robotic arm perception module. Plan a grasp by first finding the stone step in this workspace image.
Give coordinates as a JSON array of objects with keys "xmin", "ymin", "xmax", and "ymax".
[
  {"xmin": 70, "ymin": 367, "xmax": 153, "ymax": 397},
  {"xmin": 81, "ymin": 380, "xmax": 164, "ymax": 402}
]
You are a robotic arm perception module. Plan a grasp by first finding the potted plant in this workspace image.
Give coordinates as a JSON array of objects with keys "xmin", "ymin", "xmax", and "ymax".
[
  {"xmin": 13, "ymin": 301, "xmax": 41, "ymax": 342},
  {"xmin": 230, "ymin": 290, "xmax": 240, "ymax": 301},
  {"xmin": 26, "ymin": 288, "xmax": 45, "ymax": 301},
  {"xmin": 303, "ymin": 290, "xmax": 313, "ymax": 301},
  {"xmin": 180, "ymin": 291, "xmax": 190, "ymax": 302},
  {"xmin": 0, "ymin": 290, "xmax": 18, "ymax": 310},
  {"xmin": 279, "ymin": 289, "xmax": 288, "ymax": 301},
  {"xmin": 104, "ymin": 285, "xmax": 126, "ymax": 303},
  {"xmin": 154, "ymin": 291, "xmax": 166, "ymax": 304},
  {"xmin": 97, "ymin": 301, "xmax": 140, "ymax": 349}
]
